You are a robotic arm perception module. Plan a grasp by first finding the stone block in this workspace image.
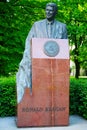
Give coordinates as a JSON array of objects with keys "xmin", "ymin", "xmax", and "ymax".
[{"xmin": 17, "ymin": 38, "xmax": 69, "ymax": 127}]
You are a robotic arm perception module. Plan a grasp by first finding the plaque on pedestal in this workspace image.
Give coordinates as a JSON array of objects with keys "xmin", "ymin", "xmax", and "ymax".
[{"xmin": 17, "ymin": 38, "xmax": 70, "ymax": 127}]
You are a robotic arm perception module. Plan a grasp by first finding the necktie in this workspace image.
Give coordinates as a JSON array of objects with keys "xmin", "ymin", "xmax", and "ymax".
[{"xmin": 48, "ymin": 23, "xmax": 52, "ymax": 38}]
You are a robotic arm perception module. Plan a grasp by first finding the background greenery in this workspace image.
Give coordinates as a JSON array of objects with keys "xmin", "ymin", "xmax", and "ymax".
[
  {"xmin": 0, "ymin": 0, "xmax": 87, "ymax": 119},
  {"xmin": 70, "ymin": 78, "xmax": 87, "ymax": 119},
  {"xmin": 0, "ymin": 76, "xmax": 16, "ymax": 116},
  {"xmin": 0, "ymin": 0, "xmax": 87, "ymax": 78}
]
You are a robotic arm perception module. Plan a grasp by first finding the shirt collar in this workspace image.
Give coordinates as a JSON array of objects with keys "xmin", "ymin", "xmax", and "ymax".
[{"xmin": 46, "ymin": 19, "xmax": 54, "ymax": 25}]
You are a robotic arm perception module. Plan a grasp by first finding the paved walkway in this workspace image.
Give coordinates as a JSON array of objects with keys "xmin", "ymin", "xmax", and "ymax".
[{"xmin": 0, "ymin": 115, "xmax": 87, "ymax": 130}]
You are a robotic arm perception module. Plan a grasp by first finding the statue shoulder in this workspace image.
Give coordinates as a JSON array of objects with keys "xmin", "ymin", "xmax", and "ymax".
[
  {"xmin": 34, "ymin": 19, "xmax": 46, "ymax": 26},
  {"xmin": 55, "ymin": 20, "xmax": 67, "ymax": 27}
]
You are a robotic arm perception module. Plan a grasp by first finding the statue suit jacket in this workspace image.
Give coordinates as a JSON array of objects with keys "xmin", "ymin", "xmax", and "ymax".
[
  {"xmin": 16, "ymin": 19, "xmax": 68, "ymax": 103},
  {"xmin": 28, "ymin": 19, "xmax": 67, "ymax": 39}
]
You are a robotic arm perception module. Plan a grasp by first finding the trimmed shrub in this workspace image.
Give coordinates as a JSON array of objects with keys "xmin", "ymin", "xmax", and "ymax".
[
  {"xmin": 70, "ymin": 78, "xmax": 87, "ymax": 119},
  {"xmin": 77, "ymin": 80, "xmax": 87, "ymax": 119},
  {"xmin": 0, "ymin": 76, "xmax": 17, "ymax": 116},
  {"xmin": 70, "ymin": 78, "xmax": 79, "ymax": 114}
]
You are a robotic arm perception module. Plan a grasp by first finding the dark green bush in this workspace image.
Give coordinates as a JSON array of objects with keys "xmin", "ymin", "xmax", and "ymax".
[
  {"xmin": 77, "ymin": 80, "xmax": 87, "ymax": 119},
  {"xmin": 0, "ymin": 76, "xmax": 17, "ymax": 116},
  {"xmin": 70, "ymin": 79, "xmax": 80, "ymax": 114},
  {"xmin": 70, "ymin": 78, "xmax": 87, "ymax": 119}
]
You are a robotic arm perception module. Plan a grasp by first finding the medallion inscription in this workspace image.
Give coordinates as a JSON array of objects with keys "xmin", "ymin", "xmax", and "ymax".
[{"xmin": 43, "ymin": 40, "xmax": 60, "ymax": 57}]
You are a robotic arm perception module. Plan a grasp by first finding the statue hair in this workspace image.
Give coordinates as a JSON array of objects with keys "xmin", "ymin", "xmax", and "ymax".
[{"xmin": 46, "ymin": 2, "xmax": 58, "ymax": 14}]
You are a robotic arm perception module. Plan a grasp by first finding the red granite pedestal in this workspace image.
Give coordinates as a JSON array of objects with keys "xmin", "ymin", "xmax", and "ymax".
[{"xmin": 17, "ymin": 38, "xmax": 70, "ymax": 127}]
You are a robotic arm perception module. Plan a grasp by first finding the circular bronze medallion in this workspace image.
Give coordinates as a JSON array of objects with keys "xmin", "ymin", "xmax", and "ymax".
[{"xmin": 43, "ymin": 40, "xmax": 59, "ymax": 57}]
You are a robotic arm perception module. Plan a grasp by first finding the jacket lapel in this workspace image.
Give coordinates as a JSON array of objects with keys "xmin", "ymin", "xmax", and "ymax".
[
  {"xmin": 41, "ymin": 19, "xmax": 48, "ymax": 38},
  {"xmin": 40, "ymin": 19, "xmax": 62, "ymax": 39}
]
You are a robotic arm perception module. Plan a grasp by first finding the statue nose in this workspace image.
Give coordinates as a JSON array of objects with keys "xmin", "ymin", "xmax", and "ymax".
[
  {"xmin": 46, "ymin": 10, "xmax": 50, "ymax": 13},
  {"xmin": 47, "ymin": 12, "xmax": 51, "ymax": 15}
]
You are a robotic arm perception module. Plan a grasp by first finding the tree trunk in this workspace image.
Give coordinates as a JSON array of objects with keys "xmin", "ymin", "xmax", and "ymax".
[
  {"xmin": 74, "ymin": 31, "xmax": 80, "ymax": 79},
  {"xmin": 75, "ymin": 59, "xmax": 80, "ymax": 78}
]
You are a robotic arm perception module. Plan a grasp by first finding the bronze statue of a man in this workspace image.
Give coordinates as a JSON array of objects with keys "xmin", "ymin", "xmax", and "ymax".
[{"xmin": 16, "ymin": 2, "xmax": 68, "ymax": 103}]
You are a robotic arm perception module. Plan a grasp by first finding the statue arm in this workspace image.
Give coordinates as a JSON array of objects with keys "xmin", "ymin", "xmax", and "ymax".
[
  {"xmin": 63, "ymin": 24, "xmax": 68, "ymax": 39},
  {"xmin": 16, "ymin": 24, "xmax": 36, "ymax": 103}
]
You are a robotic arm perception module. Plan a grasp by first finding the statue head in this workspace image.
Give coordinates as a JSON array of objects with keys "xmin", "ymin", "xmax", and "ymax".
[{"xmin": 46, "ymin": 2, "xmax": 58, "ymax": 21}]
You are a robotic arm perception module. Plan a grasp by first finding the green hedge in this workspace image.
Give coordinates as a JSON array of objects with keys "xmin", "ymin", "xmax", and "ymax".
[
  {"xmin": 70, "ymin": 78, "xmax": 87, "ymax": 119},
  {"xmin": 0, "ymin": 76, "xmax": 87, "ymax": 119},
  {"xmin": 0, "ymin": 76, "xmax": 17, "ymax": 116}
]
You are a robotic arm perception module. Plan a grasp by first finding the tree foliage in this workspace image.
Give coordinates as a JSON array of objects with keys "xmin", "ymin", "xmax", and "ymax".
[
  {"xmin": 0, "ymin": 0, "xmax": 48, "ymax": 76},
  {"xmin": 57, "ymin": 0, "xmax": 87, "ymax": 78},
  {"xmin": 0, "ymin": 0, "xmax": 87, "ymax": 77},
  {"xmin": 62, "ymin": 0, "xmax": 87, "ymax": 78}
]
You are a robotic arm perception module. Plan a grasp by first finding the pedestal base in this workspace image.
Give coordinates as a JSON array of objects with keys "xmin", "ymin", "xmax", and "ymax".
[{"xmin": 17, "ymin": 59, "xmax": 69, "ymax": 127}]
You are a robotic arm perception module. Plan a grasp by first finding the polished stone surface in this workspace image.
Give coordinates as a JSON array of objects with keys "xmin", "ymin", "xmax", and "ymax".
[
  {"xmin": 17, "ymin": 39, "xmax": 69, "ymax": 127},
  {"xmin": 32, "ymin": 38, "xmax": 69, "ymax": 59}
]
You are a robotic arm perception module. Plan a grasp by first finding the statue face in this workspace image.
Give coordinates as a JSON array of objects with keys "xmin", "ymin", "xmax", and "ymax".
[{"xmin": 46, "ymin": 5, "xmax": 56, "ymax": 21}]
